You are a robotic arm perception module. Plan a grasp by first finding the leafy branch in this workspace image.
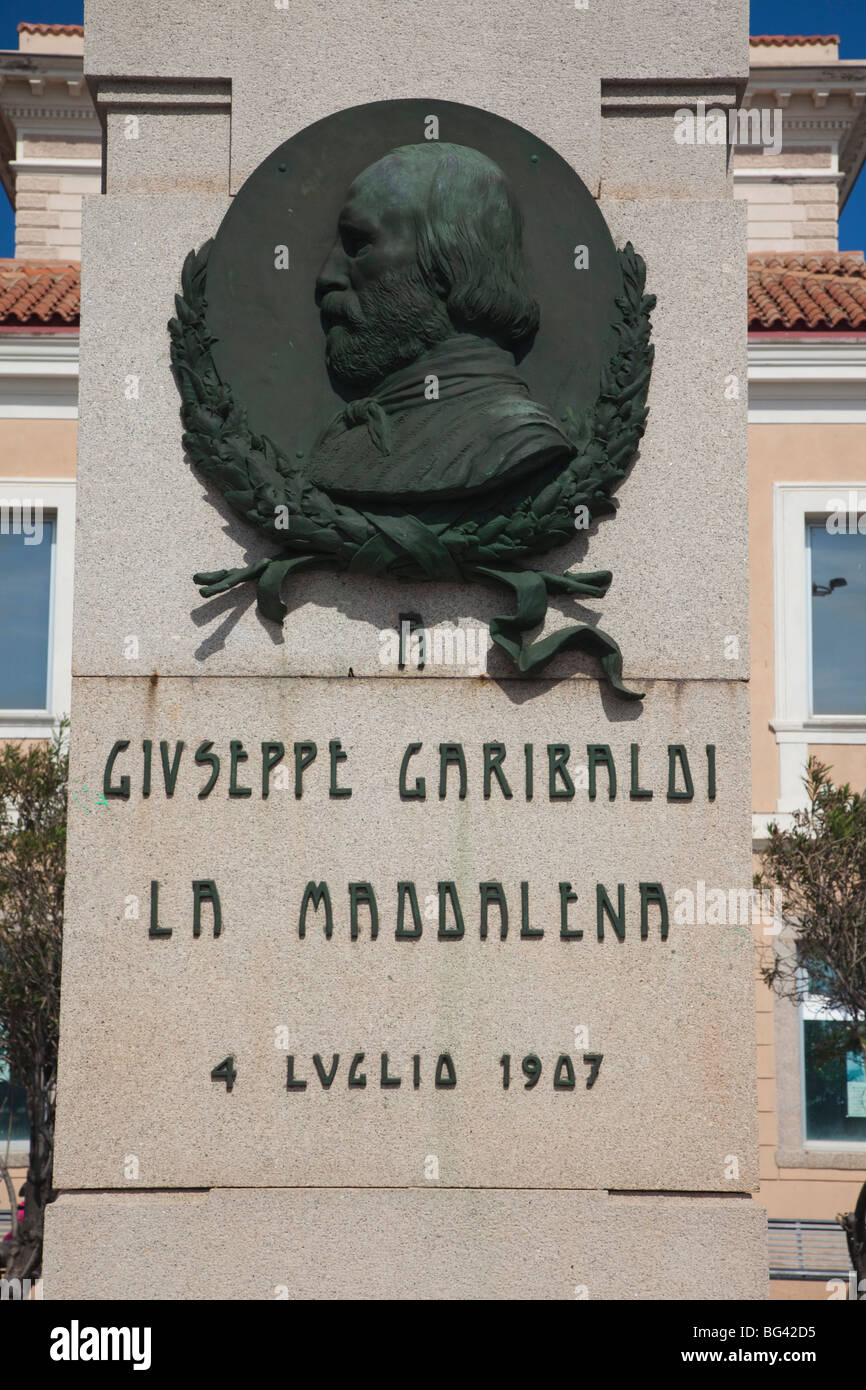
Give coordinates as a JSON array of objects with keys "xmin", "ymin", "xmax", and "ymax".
[
  {"xmin": 757, "ymin": 757, "xmax": 866, "ymax": 1065},
  {"xmin": 0, "ymin": 722, "xmax": 68, "ymax": 1280}
]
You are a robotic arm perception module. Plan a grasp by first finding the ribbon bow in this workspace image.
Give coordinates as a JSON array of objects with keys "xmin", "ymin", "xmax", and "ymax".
[{"xmin": 341, "ymin": 397, "xmax": 392, "ymax": 456}]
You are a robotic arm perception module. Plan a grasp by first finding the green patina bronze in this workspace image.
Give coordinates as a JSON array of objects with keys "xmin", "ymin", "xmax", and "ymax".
[
  {"xmin": 168, "ymin": 128, "xmax": 655, "ymax": 698},
  {"xmin": 309, "ymin": 143, "xmax": 576, "ymax": 502}
]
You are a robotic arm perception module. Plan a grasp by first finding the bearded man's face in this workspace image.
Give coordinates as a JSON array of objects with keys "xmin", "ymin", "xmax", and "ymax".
[
  {"xmin": 319, "ymin": 266, "xmax": 451, "ymax": 387},
  {"xmin": 315, "ymin": 153, "xmax": 453, "ymax": 390}
]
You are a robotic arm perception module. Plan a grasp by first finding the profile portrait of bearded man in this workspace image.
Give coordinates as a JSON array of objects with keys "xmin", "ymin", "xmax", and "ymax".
[{"xmin": 309, "ymin": 141, "xmax": 576, "ymax": 502}]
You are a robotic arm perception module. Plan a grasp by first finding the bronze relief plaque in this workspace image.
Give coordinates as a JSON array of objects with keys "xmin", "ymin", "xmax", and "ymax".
[{"xmin": 170, "ymin": 99, "xmax": 654, "ymax": 693}]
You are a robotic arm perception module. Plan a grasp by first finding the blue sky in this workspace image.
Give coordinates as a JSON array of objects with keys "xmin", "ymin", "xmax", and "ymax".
[{"xmin": 0, "ymin": 2, "xmax": 864, "ymax": 254}]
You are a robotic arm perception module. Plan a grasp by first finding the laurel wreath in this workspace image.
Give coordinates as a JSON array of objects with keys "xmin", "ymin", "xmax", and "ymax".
[{"xmin": 169, "ymin": 240, "xmax": 654, "ymax": 697}]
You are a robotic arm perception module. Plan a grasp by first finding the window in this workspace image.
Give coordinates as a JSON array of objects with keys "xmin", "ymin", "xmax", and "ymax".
[
  {"xmin": 801, "ymin": 997, "xmax": 866, "ymax": 1146},
  {"xmin": 0, "ymin": 1055, "xmax": 29, "ymax": 1150},
  {"xmin": 774, "ymin": 979, "xmax": 866, "ymax": 1167},
  {"xmin": 808, "ymin": 525, "xmax": 866, "ymax": 716},
  {"xmin": 770, "ymin": 484, "xmax": 866, "ymax": 818},
  {"xmin": 0, "ymin": 482, "xmax": 74, "ymax": 737},
  {"xmin": 0, "ymin": 516, "xmax": 56, "ymax": 711}
]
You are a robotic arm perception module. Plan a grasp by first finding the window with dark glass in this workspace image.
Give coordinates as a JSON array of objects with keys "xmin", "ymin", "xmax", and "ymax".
[
  {"xmin": 0, "ymin": 517, "xmax": 55, "ymax": 711},
  {"xmin": 803, "ymin": 1018, "xmax": 866, "ymax": 1144},
  {"xmin": 0, "ymin": 1056, "xmax": 29, "ymax": 1148},
  {"xmin": 809, "ymin": 524, "xmax": 866, "ymax": 716},
  {"xmin": 800, "ymin": 965, "xmax": 866, "ymax": 1144}
]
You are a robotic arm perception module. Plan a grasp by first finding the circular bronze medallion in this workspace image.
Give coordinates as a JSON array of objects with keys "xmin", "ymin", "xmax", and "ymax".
[
  {"xmin": 171, "ymin": 99, "xmax": 653, "ymax": 697},
  {"xmin": 206, "ymin": 99, "xmax": 622, "ymax": 503}
]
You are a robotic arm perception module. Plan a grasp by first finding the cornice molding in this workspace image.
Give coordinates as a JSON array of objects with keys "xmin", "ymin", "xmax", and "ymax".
[
  {"xmin": 0, "ymin": 332, "xmax": 79, "ymax": 371},
  {"xmin": 3, "ymin": 105, "xmax": 97, "ymax": 121},
  {"xmin": 748, "ymin": 339, "xmax": 866, "ymax": 377}
]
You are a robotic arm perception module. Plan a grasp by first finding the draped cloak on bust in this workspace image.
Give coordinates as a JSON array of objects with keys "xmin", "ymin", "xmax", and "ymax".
[{"xmin": 308, "ymin": 333, "xmax": 576, "ymax": 502}]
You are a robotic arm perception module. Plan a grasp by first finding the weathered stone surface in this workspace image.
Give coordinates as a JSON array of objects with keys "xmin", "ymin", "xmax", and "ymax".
[
  {"xmin": 44, "ymin": 1187, "xmax": 767, "ymax": 1300},
  {"xmin": 600, "ymin": 106, "xmax": 734, "ymax": 201},
  {"xmin": 589, "ymin": 197, "xmax": 749, "ymax": 679},
  {"xmin": 82, "ymin": 0, "xmax": 749, "ymax": 102},
  {"xmin": 52, "ymin": 675, "xmax": 757, "ymax": 1192},
  {"xmin": 105, "ymin": 109, "xmax": 230, "ymax": 195}
]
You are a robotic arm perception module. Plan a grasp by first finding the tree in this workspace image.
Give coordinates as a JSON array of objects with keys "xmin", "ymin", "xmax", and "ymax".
[
  {"xmin": 756, "ymin": 755, "xmax": 866, "ymax": 1291},
  {"xmin": 0, "ymin": 724, "xmax": 67, "ymax": 1281},
  {"xmin": 757, "ymin": 756, "xmax": 866, "ymax": 1061}
]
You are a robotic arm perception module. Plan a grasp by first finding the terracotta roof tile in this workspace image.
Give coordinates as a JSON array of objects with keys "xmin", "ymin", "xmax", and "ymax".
[
  {"xmin": 748, "ymin": 252, "xmax": 866, "ymax": 332},
  {"xmin": 0, "ymin": 260, "xmax": 80, "ymax": 326},
  {"xmin": 17, "ymin": 22, "xmax": 84, "ymax": 36},
  {"xmin": 2, "ymin": 253, "xmax": 864, "ymax": 335},
  {"xmin": 749, "ymin": 35, "xmax": 840, "ymax": 46}
]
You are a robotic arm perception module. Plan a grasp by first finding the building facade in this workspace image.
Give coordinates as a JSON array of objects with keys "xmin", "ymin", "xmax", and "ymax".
[
  {"xmin": 741, "ymin": 34, "xmax": 866, "ymax": 1298},
  {"xmin": 0, "ymin": 21, "xmax": 86, "ymax": 1200}
]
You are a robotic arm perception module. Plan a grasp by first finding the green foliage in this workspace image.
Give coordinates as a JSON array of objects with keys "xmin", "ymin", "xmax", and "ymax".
[
  {"xmin": 757, "ymin": 757, "xmax": 866, "ymax": 1066},
  {"xmin": 0, "ymin": 722, "xmax": 67, "ymax": 1278}
]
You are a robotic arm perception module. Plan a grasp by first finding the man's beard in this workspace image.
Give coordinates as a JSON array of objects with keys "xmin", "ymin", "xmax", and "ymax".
[{"xmin": 320, "ymin": 266, "xmax": 453, "ymax": 389}]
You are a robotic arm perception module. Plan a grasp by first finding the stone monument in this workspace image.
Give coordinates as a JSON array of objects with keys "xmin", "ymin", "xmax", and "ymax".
[{"xmin": 44, "ymin": 0, "xmax": 766, "ymax": 1299}]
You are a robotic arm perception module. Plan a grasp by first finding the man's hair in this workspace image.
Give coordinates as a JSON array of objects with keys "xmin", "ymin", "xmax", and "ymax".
[{"xmin": 391, "ymin": 143, "xmax": 540, "ymax": 353}]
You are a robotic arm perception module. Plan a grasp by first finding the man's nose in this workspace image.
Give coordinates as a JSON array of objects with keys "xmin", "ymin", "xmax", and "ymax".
[{"xmin": 315, "ymin": 243, "xmax": 349, "ymax": 304}]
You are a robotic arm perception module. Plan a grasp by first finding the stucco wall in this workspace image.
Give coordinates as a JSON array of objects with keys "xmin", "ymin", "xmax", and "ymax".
[
  {"xmin": 750, "ymin": 420, "xmax": 866, "ymax": 1286},
  {"xmin": 749, "ymin": 420, "xmax": 866, "ymax": 815},
  {"xmin": 0, "ymin": 419, "xmax": 77, "ymax": 479}
]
